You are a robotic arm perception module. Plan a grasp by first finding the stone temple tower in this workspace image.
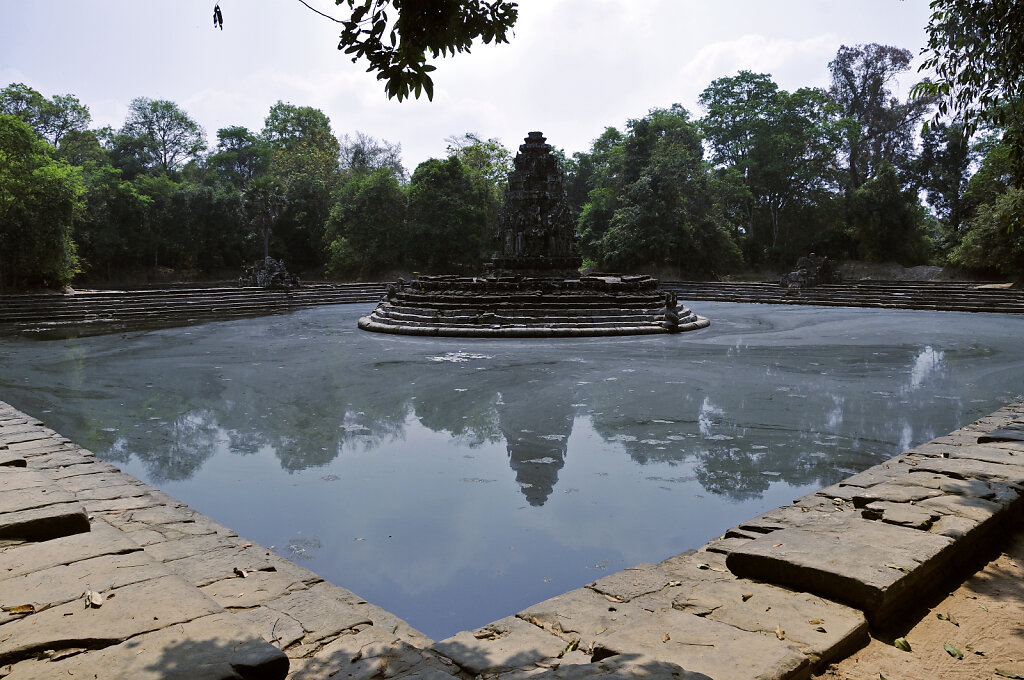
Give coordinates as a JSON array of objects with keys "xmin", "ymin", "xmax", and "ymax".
[{"xmin": 490, "ymin": 132, "xmax": 582, "ymax": 275}]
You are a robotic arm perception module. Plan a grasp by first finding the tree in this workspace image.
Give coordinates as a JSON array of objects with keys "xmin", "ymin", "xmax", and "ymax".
[
  {"xmin": 952, "ymin": 186, "xmax": 1024, "ymax": 276},
  {"xmin": 914, "ymin": 0, "xmax": 1024, "ymax": 186},
  {"xmin": 324, "ymin": 167, "xmax": 407, "ymax": 276},
  {"xmin": 243, "ymin": 176, "xmax": 286, "ymax": 260},
  {"xmin": 847, "ymin": 162, "xmax": 930, "ymax": 264},
  {"xmin": 828, "ymin": 44, "xmax": 933, "ymax": 191},
  {"xmin": 0, "ymin": 114, "xmax": 84, "ymax": 288},
  {"xmin": 578, "ymin": 106, "xmax": 741, "ymax": 276},
  {"xmin": 406, "ymin": 156, "xmax": 491, "ymax": 270},
  {"xmin": 339, "ymin": 131, "xmax": 405, "ymax": 180},
  {"xmin": 118, "ymin": 97, "xmax": 206, "ymax": 173},
  {"xmin": 699, "ymin": 73, "xmax": 846, "ymax": 262},
  {"xmin": 0, "ymin": 83, "xmax": 91, "ymax": 148},
  {"xmin": 916, "ymin": 120, "xmax": 976, "ymax": 255},
  {"xmin": 262, "ymin": 102, "xmax": 343, "ymax": 270},
  {"xmin": 206, "ymin": 126, "xmax": 271, "ymax": 188}
]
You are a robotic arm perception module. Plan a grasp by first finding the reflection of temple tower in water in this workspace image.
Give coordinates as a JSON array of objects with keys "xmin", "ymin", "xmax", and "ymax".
[{"xmin": 498, "ymin": 388, "xmax": 575, "ymax": 506}]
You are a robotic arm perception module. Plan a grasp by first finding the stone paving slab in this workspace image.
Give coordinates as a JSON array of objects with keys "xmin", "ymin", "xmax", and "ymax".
[
  {"xmin": 1, "ymin": 612, "xmax": 289, "ymax": 680},
  {"xmin": 0, "ymin": 484, "xmax": 79, "ymax": 514},
  {"xmin": 433, "ymin": 615, "xmax": 570, "ymax": 675},
  {"xmin": 725, "ymin": 524, "xmax": 952, "ymax": 625},
  {"xmin": 0, "ymin": 518, "xmax": 139, "ymax": 578},
  {"xmin": 516, "ymin": 587, "xmax": 811, "ymax": 680},
  {"xmin": 0, "ymin": 574, "xmax": 222, "ymax": 665},
  {"xmin": 0, "ymin": 550, "xmax": 158, "ymax": 624},
  {"xmin": 0, "ymin": 501, "xmax": 90, "ymax": 541}
]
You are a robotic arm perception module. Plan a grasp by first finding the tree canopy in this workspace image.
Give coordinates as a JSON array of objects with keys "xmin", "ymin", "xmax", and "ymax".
[{"xmin": 914, "ymin": 0, "xmax": 1024, "ymax": 186}]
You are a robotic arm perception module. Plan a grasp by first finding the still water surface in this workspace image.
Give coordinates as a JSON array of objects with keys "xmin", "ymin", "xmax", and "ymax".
[{"xmin": 2, "ymin": 302, "xmax": 1023, "ymax": 639}]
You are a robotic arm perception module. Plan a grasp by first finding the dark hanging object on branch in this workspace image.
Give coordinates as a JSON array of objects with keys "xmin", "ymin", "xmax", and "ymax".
[{"xmin": 213, "ymin": 3, "xmax": 223, "ymax": 30}]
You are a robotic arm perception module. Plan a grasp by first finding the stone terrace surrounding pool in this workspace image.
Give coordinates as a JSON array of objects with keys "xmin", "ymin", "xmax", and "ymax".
[{"xmin": 2, "ymin": 399, "xmax": 1023, "ymax": 679}]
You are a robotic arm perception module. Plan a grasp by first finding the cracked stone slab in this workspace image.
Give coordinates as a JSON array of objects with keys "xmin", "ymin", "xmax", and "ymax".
[
  {"xmin": 669, "ymin": 574, "xmax": 867, "ymax": 664},
  {"xmin": 160, "ymin": 543, "xmax": 321, "ymax": 588},
  {"xmin": 57, "ymin": 471, "xmax": 146, "ymax": 493},
  {"xmin": 908, "ymin": 455, "xmax": 1024, "ymax": 486},
  {"xmin": 0, "ymin": 550, "xmax": 159, "ymax": 622},
  {"xmin": 488, "ymin": 655, "xmax": 711, "ymax": 679},
  {"xmin": 143, "ymin": 532, "xmax": 248, "ymax": 562},
  {"xmin": 257, "ymin": 582, "xmax": 378, "ymax": 645},
  {"xmin": 589, "ymin": 563, "xmax": 672, "ymax": 602},
  {"xmin": 0, "ymin": 573, "xmax": 223, "ymax": 665},
  {"xmin": 850, "ymin": 483, "xmax": 945, "ymax": 507},
  {"xmin": 0, "ymin": 612, "xmax": 288, "ymax": 680},
  {"xmin": 588, "ymin": 606, "xmax": 809, "ymax": 680},
  {"xmin": 910, "ymin": 441, "xmax": 1024, "ymax": 466},
  {"xmin": 433, "ymin": 615, "xmax": 568, "ymax": 675},
  {"xmin": 232, "ymin": 603, "xmax": 307, "ymax": 649},
  {"xmin": 977, "ymin": 423, "xmax": 1024, "ymax": 442},
  {"xmin": 0, "ymin": 486, "xmax": 79, "ymax": 514},
  {"xmin": 860, "ymin": 501, "xmax": 937, "ymax": 527},
  {"xmin": 289, "ymin": 624, "xmax": 436, "ymax": 680},
  {"xmin": 200, "ymin": 568, "xmax": 307, "ymax": 609},
  {"xmin": 0, "ymin": 469, "xmax": 53, "ymax": 492},
  {"xmin": 0, "ymin": 519, "xmax": 139, "ymax": 579},
  {"xmin": 0, "ymin": 501, "xmax": 90, "ymax": 541},
  {"xmin": 725, "ymin": 520, "xmax": 954, "ymax": 625},
  {"xmin": 0, "ymin": 452, "xmax": 27, "ymax": 467},
  {"xmin": 914, "ymin": 494, "xmax": 1004, "ymax": 522},
  {"xmin": 518, "ymin": 587, "xmax": 810, "ymax": 680}
]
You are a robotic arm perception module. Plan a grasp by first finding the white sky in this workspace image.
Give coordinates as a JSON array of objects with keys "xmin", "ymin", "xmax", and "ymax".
[{"xmin": 0, "ymin": 0, "xmax": 933, "ymax": 170}]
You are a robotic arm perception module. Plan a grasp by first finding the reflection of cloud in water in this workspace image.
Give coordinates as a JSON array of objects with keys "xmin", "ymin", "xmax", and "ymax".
[
  {"xmin": 698, "ymin": 397, "xmax": 723, "ymax": 438},
  {"xmin": 907, "ymin": 346, "xmax": 945, "ymax": 391}
]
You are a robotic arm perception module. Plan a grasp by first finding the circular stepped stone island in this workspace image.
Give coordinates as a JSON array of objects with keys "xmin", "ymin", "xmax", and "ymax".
[{"xmin": 358, "ymin": 274, "xmax": 709, "ymax": 337}]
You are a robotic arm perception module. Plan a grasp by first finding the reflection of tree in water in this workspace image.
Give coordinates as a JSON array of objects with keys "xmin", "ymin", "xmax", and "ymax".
[{"xmin": 63, "ymin": 332, "xmax": 985, "ymax": 502}]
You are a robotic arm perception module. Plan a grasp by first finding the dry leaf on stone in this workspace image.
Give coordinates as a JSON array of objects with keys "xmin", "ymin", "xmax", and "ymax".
[
  {"xmin": 944, "ymin": 643, "xmax": 963, "ymax": 659},
  {"xmin": 2, "ymin": 604, "xmax": 35, "ymax": 616},
  {"xmin": 741, "ymin": 593, "xmax": 753, "ymax": 602},
  {"xmin": 83, "ymin": 590, "xmax": 103, "ymax": 608},
  {"xmin": 603, "ymin": 593, "xmax": 623, "ymax": 603},
  {"xmin": 893, "ymin": 637, "xmax": 911, "ymax": 652},
  {"xmin": 775, "ymin": 625, "xmax": 785, "ymax": 640},
  {"xmin": 885, "ymin": 563, "xmax": 911, "ymax": 574},
  {"xmin": 995, "ymin": 670, "xmax": 1024, "ymax": 679},
  {"xmin": 808, "ymin": 619, "xmax": 823, "ymax": 625}
]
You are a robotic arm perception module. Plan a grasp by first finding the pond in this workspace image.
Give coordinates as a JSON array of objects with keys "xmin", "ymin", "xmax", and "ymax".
[{"xmin": 1, "ymin": 302, "xmax": 1022, "ymax": 640}]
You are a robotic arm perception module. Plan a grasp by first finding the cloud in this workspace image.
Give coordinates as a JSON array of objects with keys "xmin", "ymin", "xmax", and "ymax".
[{"xmin": 676, "ymin": 34, "xmax": 840, "ymax": 110}]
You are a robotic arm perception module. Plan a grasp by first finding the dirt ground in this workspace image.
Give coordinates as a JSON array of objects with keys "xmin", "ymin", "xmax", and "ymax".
[{"xmin": 817, "ymin": 527, "xmax": 1024, "ymax": 680}]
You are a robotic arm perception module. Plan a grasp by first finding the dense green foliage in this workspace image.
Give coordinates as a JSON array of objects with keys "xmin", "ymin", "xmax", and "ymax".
[
  {"xmin": 4, "ymin": 34, "xmax": 1024, "ymax": 288},
  {"xmin": 0, "ymin": 114, "xmax": 84, "ymax": 288}
]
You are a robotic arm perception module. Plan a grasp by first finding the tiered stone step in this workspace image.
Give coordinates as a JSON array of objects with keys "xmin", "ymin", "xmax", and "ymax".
[
  {"xmin": 359, "ymin": 275, "xmax": 710, "ymax": 337},
  {"xmin": 663, "ymin": 280, "xmax": 1024, "ymax": 313},
  {"xmin": 0, "ymin": 282, "xmax": 386, "ymax": 337}
]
